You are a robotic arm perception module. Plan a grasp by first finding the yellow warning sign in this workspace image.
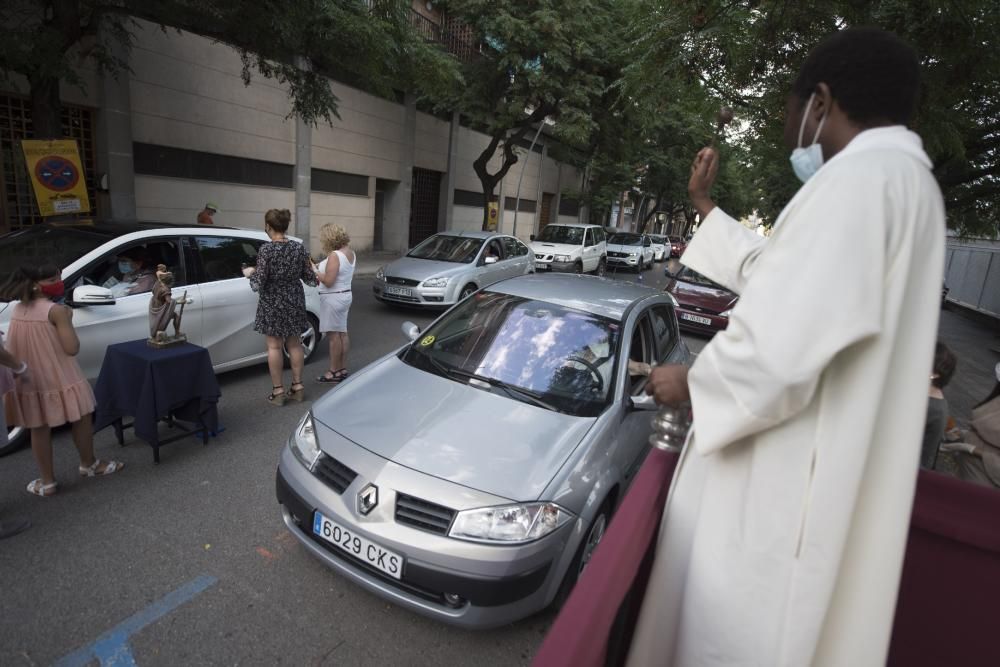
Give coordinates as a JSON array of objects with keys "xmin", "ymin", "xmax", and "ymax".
[
  {"xmin": 487, "ymin": 201, "xmax": 499, "ymax": 231},
  {"xmin": 21, "ymin": 139, "xmax": 91, "ymax": 217}
]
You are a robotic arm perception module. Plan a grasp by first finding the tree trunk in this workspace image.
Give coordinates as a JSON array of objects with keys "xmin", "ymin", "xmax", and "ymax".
[{"xmin": 29, "ymin": 75, "xmax": 63, "ymax": 139}]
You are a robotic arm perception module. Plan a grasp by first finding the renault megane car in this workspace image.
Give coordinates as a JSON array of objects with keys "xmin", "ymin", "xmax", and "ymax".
[{"xmin": 276, "ymin": 274, "xmax": 690, "ymax": 628}]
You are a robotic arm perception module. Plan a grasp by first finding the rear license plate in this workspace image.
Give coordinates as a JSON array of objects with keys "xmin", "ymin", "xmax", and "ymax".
[
  {"xmin": 313, "ymin": 511, "xmax": 404, "ymax": 579},
  {"xmin": 384, "ymin": 286, "xmax": 412, "ymax": 297},
  {"xmin": 681, "ymin": 313, "xmax": 712, "ymax": 326}
]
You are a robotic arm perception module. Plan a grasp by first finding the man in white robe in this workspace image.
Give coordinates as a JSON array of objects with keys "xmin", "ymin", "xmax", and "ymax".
[{"xmin": 627, "ymin": 28, "xmax": 945, "ymax": 666}]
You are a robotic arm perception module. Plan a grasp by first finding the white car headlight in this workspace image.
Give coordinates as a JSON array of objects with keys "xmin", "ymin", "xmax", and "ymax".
[
  {"xmin": 375, "ymin": 266, "xmax": 385, "ymax": 281},
  {"xmin": 290, "ymin": 412, "xmax": 321, "ymax": 470},
  {"xmin": 450, "ymin": 503, "xmax": 574, "ymax": 543},
  {"xmin": 422, "ymin": 276, "xmax": 449, "ymax": 288},
  {"xmin": 553, "ymin": 254, "xmax": 571, "ymax": 262},
  {"xmin": 720, "ymin": 309, "xmax": 733, "ymax": 317},
  {"xmin": 629, "ymin": 251, "xmax": 639, "ymax": 257}
]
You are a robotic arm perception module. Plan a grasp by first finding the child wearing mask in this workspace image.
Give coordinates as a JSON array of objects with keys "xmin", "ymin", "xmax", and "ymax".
[{"xmin": 1, "ymin": 264, "xmax": 123, "ymax": 497}]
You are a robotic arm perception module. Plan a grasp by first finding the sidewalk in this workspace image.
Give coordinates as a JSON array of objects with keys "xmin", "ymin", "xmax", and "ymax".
[
  {"xmin": 353, "ymin": 250, "xmax": 401, "ymax": 277},
  {"xmin": 937, "ymin": 305, "xmax": 1000, "ymax": 423}
]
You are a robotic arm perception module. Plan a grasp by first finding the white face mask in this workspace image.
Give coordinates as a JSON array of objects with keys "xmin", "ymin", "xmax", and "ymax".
[{"xmin": 789, "ymin": 93, "xmax": 827, "ymax": 183}]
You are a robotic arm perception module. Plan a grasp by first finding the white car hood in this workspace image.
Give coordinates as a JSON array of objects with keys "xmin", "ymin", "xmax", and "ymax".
[
  {"xmin": 607, "ymin": 243, "xmax": 643, "ymax": 253},
  {"xmin": 530, "ymin": 241, "xmax": 578, "ymax": 255}
]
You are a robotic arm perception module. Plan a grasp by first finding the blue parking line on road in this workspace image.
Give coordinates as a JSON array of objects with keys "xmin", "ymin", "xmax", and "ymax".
[{"xmin": 55, "ymin": 574, "xmax": 218, "ymax": 667}]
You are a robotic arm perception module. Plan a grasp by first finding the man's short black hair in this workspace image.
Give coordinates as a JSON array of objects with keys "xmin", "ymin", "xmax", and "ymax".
[
  {"xmin": 932, "ymin": 341, "xmax": 957, "ymax": 389},
  {"xmin": 792, "ymin": 27, "xmax": 921, "ymax": 127}
]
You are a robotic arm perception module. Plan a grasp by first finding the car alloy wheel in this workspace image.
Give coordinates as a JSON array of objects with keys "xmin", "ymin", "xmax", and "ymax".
[
  {"xmin": 553, "ymin": 498, "xmax": 611, "ymax": 608},
  {"xmin": 596, "ymin": 260, "xmax": 606, "ymax": 277},
  {"xmin": 574, "ymin": 262, "xmax": 583, "ymax": 274},
  {"xmin": 578, "ymin": 512, "xmax": 607, "ymax": 577},
  {"xmin": 285, "ymin": 315, "xmax": 320, "ymax": 365},
  {"xmin": 0, "ymin": 425, "xmax": 27, "ymax": 457},
  {"xmin": 460, "ymin": 284, "xmax": 476, "ymax": 300}
]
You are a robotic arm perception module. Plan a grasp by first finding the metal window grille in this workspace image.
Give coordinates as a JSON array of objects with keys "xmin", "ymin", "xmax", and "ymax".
[{"xmin": 0, "ymin": 94, "xmax": 98, "ymax": 233}]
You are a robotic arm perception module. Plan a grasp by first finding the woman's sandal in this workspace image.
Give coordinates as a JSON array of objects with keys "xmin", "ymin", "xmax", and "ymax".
[
  {"xmin": 26, "ymin": 479, "xmax": 58, "ymax": 497},
  {"xmin": 316, "ymin": 369, "xmax": 349, "ymax": 384},
  {"xmin": 268, "ymin": 385, "xmax": 287, "ymax": 406},
  {"xmin": 79, "ymin": 459, "xmax": 124, "ymax": 477},
  {"xmin": 288, "ymin": 381, "xmax": 306, "ymax": 402}
]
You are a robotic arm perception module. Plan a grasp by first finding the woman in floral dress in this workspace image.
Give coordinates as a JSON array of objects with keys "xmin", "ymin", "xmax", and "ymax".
[{"xmin": 242, "ymin": 209, "xmax": 318, "ymax": 404}]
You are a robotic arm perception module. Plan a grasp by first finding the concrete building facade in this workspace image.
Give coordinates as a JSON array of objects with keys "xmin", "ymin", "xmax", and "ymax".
[{"xmin": 0, "ymin": 20, "xmax": 587, "ymax": 255}]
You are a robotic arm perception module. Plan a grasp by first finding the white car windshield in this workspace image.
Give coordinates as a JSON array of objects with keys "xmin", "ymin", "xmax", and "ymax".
[
  {"xmin": 608, "ymin": 234, "xmax": 643, "ymax": 246},
  {"xmin": 407, "ymin": 235, "xmax": 485, "ymax": 263},
  {"xmin": 536, "ymin": 226, "xmax": 584, "ymax": 245},
  {"xmin": 403, "ymin": 292, "xmax": 621, "ymax": 417}
]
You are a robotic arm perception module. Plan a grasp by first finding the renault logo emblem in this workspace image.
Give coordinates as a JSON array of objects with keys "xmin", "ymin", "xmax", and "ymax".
[{"xmin": 357, "ymin": 483, "xmax": 379, "ymax": 515}]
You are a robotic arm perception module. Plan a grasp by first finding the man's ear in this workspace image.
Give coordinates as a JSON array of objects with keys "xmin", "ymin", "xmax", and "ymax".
[{"xmin": 813, "ymin": 83, "xmax": 834, "ymax": 122}]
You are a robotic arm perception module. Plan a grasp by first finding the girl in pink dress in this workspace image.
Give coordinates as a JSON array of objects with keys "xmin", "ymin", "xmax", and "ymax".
[{"xmin": 2, "ymin": 264, "xmax": 123, "ymax": 496}]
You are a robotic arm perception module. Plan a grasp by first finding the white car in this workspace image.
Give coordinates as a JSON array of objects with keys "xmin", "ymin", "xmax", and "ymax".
[
  {"xmin": 529, "ymin": 223, "xmax": 607, "ymax": 275},
  {"xmin": 606, "ymin": 233, "xmax": 655, "ymax": 272},
  {"xmin": 0, "ymin": 222, "xmax": 322, "ymax": 454},
  {"xmin": 648, "ymin": 235, "xmax": 668, "ymax": 262}
]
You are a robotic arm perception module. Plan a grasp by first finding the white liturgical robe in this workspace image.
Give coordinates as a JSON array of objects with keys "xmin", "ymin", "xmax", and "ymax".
[{"xmin": 626, "ymin": 127, "xmax": 945, "ymax": 666}]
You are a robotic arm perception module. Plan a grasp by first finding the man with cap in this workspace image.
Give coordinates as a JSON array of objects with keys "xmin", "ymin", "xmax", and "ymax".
[{"xmin": 198, "ymin": 203, "xmax": 219, "ymax": 225}]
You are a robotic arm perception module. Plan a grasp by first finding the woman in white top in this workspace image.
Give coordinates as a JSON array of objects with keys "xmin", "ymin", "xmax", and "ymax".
[{"xmin": 314, "ymin": 224, "xmax": 356, "ymax": 384}]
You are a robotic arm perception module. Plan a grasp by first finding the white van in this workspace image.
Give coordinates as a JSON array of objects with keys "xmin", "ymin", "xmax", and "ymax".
[{"xmin": 529, "ymin": 224, "xmax": 607, "ymax": 276}]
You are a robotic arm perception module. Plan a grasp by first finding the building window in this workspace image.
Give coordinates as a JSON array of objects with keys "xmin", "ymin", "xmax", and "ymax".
[
  {"xmin": 0, "ymin": 94, "xmax": 98, "ymax": 232},
  {"xmin": 311, "ymin": 168, "xmax": 368, "ymax": 196},
  {"xmin": 134, "ymin": 142, "xmax": 293, "ymax": 189}
]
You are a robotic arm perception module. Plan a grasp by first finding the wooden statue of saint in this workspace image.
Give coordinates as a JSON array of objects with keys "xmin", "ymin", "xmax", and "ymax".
[{"xmin": 148, "ymin": 264, "xmax": 190, "ymax": 347}]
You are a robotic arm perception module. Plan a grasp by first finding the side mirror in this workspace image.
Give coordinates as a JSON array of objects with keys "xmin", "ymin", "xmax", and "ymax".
[
  {"xmin": 402, "ymin": 321, "xmax": 420, "ymax": 341},
  {"xmin": 69, "ymin": 285, "xmax": 116, "ymax": 306},
  {"xmin": 529, "ymin": 234, "xmax": 536, "ymax": 242},
  {"xmin": 484, "ymin": 256, "xmax": 499, "ymax": 264},
  {"xmin": 629, "ymin": 394, "xmax": 659, "ymax": 411}
]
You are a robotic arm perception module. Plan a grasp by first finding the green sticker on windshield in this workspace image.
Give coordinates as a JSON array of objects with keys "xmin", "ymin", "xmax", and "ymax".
[{"xmin": 420, "ymin": 335, "xmax": 435, "ymax": 347}]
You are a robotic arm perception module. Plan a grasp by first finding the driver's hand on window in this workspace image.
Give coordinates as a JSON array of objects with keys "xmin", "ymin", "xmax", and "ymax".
[
  {"xmin": 242, "ymin": 266, "xmax": 256, "ymax": 278},
  {"xmin": 628, "ymin": 360, "xmax": 652, "ymax": 376}
]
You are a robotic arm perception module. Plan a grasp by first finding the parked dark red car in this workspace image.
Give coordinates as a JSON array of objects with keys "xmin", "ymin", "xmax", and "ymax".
[
  {"xmin": 664, "ymin": 265, "xmax": 737, "ymax": 334},
  {"xmin": 667, "ymin": 236, "xmax": 687, "ymax": 257}
]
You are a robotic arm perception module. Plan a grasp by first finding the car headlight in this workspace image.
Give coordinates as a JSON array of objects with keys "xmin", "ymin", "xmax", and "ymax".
[
  {"xmin": 629, "ymin": 251, "xmax": 639, "ymax": 257},
  {"xmin": 290, "ymin": 412, "xmax": 321, "ymax": 470},
  {"xmin": 450, "ymin": 503, "xmax": 574, "ymax": 544},
  {"xmin": 422, "ymin": 276, "xmax": 449, "ymax": 288},
  {"xmin": 553, "ymin": 254, "xmax": 571, "ymax": 262},
  {"xmin": 720, "ymin": 309, "xmax": 733, "ymax": 317},
  {"xmin": 375, "ymin": 266, "xmax": 385, "ymax": 281}
]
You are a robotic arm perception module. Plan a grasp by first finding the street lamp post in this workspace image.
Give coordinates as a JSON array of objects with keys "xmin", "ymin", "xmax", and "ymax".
[{"xmin": 512, "ymin": 120, "xmax": 546, "ymax": 238}]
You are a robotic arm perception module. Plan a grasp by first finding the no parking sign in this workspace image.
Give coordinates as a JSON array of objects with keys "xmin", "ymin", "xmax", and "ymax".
[{"xmin": 21, "ymin": 139, "xmax": 91, "ymax": 216}]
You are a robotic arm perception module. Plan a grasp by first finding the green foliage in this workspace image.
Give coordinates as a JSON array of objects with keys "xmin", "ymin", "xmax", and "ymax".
[
  {"xmin": 0, "ymin": 0, "xmax": 460, "ymax": 127},
  {"xmin": 629, "ymin": 0, "xmax": 1000, "ymax": 236}
]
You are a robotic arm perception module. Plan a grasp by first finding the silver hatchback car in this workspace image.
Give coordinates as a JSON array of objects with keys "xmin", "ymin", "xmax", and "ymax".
[
  {"xmin": 373, "ymin": 231, "xmax": 534, "ymax": 307},
  {"xmin": 276, "ymin": 274, "xmax": 690, "ymax": 628}
]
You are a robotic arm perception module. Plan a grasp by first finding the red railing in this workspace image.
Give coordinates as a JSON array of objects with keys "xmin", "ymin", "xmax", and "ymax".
[{"xmin": 534, "ymin": 453, "xmax": 1000, "ymax": 666}]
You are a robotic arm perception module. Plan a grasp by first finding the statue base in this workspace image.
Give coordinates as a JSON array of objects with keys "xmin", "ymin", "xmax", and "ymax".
[{"xmin": 147, "ymin": 333, "xmax": 187, "ymax": 348}]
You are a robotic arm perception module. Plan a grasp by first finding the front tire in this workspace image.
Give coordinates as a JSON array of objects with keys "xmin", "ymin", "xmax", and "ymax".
[
  {"xmin": 285, "ymin": 314, "xmax": 321, "ymax": 366},
  {"xmin": 0, "ymin": 425, "xmax": 27, "ymax": 457},
  {"xmin": 459, "ymin": 284, "xmax": 477, "ymax": 300},
  {"xmin": 553, "ymin": 498, "xmax": 612, "ymax": 608},
  {"xmin": 595, "ymin": 258, "xmax": 607, "ymax": 277}
]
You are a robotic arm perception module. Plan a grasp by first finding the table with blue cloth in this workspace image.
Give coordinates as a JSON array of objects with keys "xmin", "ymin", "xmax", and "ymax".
[{"xmin": 94, "ymin": 340, "xmax": 221, "ymax": 463}]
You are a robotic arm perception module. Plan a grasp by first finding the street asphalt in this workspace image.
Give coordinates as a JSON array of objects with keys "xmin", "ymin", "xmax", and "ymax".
[{"xmin": 0, "ymin": 262, "xmax": 703, "ymax": 667}]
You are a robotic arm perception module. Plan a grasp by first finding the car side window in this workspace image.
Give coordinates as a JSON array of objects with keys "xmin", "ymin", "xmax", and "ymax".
[
  {"xmin": 584, "ymin": 229, "xmax": 594, "ymax": 247},
  {"xmin": 74, "ymin": 239, "xmax": 184, "ymax": 298},
  {"xmin": 501, "ymin": 237, "xmax": 519, "ymax": 259},
  {"xmin": 196, "ymin": 236, "xmax": 262, "ymax": 282},
  {"xmin": 628, "ymin": 315, "xmax": 654, "ymax": 395},
  {"xmin": 648, "ymin": 306, "xmax": 678, "ymax": 363},
  {"xmin": 596, "ymin": 228, "xmax": 606, "ymax": 244},
  {"xmin": 515, "ymin": 239, "xmax": 529, "ymax": 256},
  {"xmin": 643, "ymin": 236, "xmax": 651, "ymax": 247}
]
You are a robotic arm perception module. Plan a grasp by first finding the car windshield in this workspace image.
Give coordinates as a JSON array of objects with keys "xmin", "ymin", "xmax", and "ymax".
[
  {"xmin": 407, "ymin": 235, "xmax": 485, "ymax": 263},
  {"xmin": 675, "ymin": 267, "xmax": 723, "ymax": 289},
  {"xmin": 402, "ymin": 292, "xmax": 621, "ymax": 417},
  {"xmin": 669, "ymin": 236, "xmax": 682, "ymax": 243},
  {"xmin": 609, "ymin": 233, "xmax": 642, "ymax": 246},
  {"xmin": 537, "ymin": 226, "xmax": 584, "ymax": 245},
  {"xmin": 0, "ymin": 226, "xmax": 110, "ymax": 297},
  {"xmin": 649, "ymin": 235, "xmax": 665, "ymax": 243}
]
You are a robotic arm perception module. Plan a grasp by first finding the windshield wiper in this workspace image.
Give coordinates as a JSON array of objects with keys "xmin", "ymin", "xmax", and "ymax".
[{"xmin": 439, "ymin": 365, "xmax": 560, "ymax": 412}]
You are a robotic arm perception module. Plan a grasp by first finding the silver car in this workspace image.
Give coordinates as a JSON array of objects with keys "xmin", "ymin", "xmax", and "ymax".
[
  {"xmin": 276, "ymin": 274, "xmax": 690, "ymax": 628},
  {"xmin": 0, "ymin": 222, "xmax": 321, "ymax": 454},
  {"xmin": 373, "ymin": 231, "xmax": 535, "ymax": 307}
]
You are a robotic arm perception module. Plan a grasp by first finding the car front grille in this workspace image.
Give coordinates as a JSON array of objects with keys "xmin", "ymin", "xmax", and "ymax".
[
  {"xmin": 381, "ymin": 292, "xmax": 422, "ymax": 304},
  {"xmin": 386, "ymin": 276, "xmax": 420, "ymax": 286},
  {"xmin": 535, "ymin": 253, "xmax": 552, "ymax": 261},
  {"xmin": 313, "ymin": 454, "xmax": 359, "ymax": 494},
  {"xmin": 395, "ymin": 493, "xmax": 456, "ymax": 535},
  {"xmin": 608, "ymin": 251, "xmax": 631, "ymax": 258}
]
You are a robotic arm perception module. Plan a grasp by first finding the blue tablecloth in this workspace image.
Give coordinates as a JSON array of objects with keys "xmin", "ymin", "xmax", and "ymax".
[{"xmin": 94, "ymin": 340, "xmax": 220, "ymax": 446}]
